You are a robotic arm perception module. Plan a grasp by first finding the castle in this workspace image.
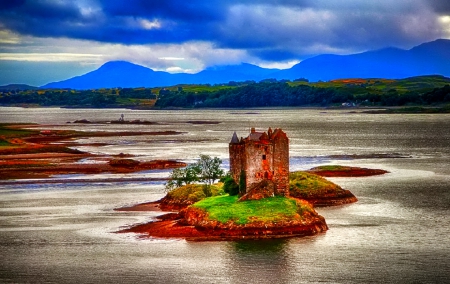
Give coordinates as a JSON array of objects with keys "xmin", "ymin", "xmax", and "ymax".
[{"xmin": 229, "ymin": 127, "xmax": 289, "ymax": 197}]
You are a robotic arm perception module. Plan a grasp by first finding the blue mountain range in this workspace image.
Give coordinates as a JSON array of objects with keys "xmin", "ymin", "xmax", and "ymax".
[{"xmin": 41, "ymin": 39, "xmax": 450, "ymax": 89}]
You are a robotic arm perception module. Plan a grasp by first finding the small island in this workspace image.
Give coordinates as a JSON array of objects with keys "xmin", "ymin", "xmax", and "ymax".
[
  {"xmin": 307, "ymin": 165, "xmax": 389, "ymax": 178},
  {"xmin": 117, "ymin": 128, "xmax": 380, "ymax": 241}
]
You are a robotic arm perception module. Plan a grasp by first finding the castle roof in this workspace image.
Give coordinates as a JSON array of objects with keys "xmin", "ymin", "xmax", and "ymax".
[
  {"xmin": 248, "ymin": 131, "xmax": 264, "ymax": 141},
  {"xmin": 229, "ymin": 127, "xmax": 287, "ymax": 145},
  {"xmin": 230, "ymin": 132, "xmax": 239, "ymax": 144},
  {"xmin": 271, "ymin": 128, "xmax": 288, "ymax": 139}
]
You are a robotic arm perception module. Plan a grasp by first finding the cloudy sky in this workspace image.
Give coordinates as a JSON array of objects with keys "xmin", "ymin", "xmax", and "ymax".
[{"xmin": 1, "ymin": 0, "xmax": 450, "ymax": 86}]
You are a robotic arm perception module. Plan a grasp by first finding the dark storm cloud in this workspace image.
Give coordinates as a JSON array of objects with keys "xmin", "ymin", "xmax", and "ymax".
[
  {"xmin": 0, "ymin": 0, "xmax": 447, "ymax": 62},
  {"xmin": 0, "ymin": 0, "xmax": 88, "ymax": 39},
  {"xmin": 0, "ymin": 0, "xmax": 25, "ymax": 10},
  {"xmin": 429, "ymin": 0, "xmax": 450, "ymax": 14},
  {"xmin": 251, "ymin": 49, "xmax": 300, "ymax": 62},
  {"xmin": 0, "ymin": 0, "xmax": 227, "ymax": 44},
  {"xmin": 100, "ymin": 1, "xmax": 225, "ymax": 23}
]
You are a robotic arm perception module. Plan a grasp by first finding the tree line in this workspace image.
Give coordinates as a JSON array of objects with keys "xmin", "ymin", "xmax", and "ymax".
[
  {"xmin": 156, "ymin": 81, "xmax": 450, "ymax": 108},
  {"xmin": 0, "ymin": 88, "xmax": 156, "ymax": 107},
  {"xmin": 1, "ymin": 80, "xmax": 449, "ymax": 108}
]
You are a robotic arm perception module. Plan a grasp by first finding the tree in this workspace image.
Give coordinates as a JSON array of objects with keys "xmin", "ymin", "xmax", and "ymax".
[
  {"xmin": 196, "ymin": 154, "xmax": 224, "ymax": 197},
  {"xmin": 165, "ymin": 165, "xmax": 200, "ymax": 191},
  {"xmin": 222, "ymin": 174, "xmax": 239, "ymax": 196},
  {"xmin": 165, "ymin": 155, "xmax": 224, "ymax": 195}
]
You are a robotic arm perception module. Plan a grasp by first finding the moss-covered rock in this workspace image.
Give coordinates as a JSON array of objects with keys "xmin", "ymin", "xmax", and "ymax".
[
  {"xmin": 159, "ymin": 183, "xmax": 224, "ymax": 210},
  {"xmin": 289, "ymin": 171, "xmax": 357, "ymax": 206}
]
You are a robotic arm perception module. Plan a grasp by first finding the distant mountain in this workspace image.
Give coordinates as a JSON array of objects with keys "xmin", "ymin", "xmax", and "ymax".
[
  {"xmin": 41, "ymin": 39, "xmax": 450, "ymax": 89},
  {"xmin": 42, "ymin": 62, "xmax": 280, "ymax": 90},
  {"xmin": 0, "ymin": 84, "xmax": 38, "ymax": 91},
  {"xmin": 42, "ymin": 61, "xmax": 177, "ymax": 89},
  {"xmin": 274, "ymin": 39, "xmax": 450, "ymax": 81},
  {"xmin": 192, "ymin": 63, "xmax": 279, "ymax": 83}
]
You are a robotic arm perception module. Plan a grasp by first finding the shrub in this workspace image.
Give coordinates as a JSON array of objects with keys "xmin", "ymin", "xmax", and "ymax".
[
  {"xmin": 167, "ymin": 183, "xmax": 225, "ymax": 203},
  {"xmin": 222, "ymin": 175, "xmax": 239, "ymax": 196}
]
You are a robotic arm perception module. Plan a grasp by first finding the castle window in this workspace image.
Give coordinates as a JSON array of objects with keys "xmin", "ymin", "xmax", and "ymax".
[
  {"xmin": 262, "ymin": 154, "xmax": 266, "ymax": 160},
  {"xmin": 264, "ymin": 172, "xmax": 269, "ymax": 179}
]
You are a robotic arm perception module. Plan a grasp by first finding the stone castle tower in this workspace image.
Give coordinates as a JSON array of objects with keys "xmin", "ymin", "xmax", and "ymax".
[{"xmin": 229, "ymin": 127, "xmax": 289, "ymax": 197}]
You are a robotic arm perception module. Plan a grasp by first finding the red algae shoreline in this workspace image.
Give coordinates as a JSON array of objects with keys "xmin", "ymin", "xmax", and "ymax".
[
  {"xmin": 0, "ymin": 124, "xmax": 187, "ymax": 180},
  {"xmin": 116, "ymin": 208, "xmax": 328, "ymax": 241},
  {"xmin": 118, "ymin": 218, "xmax": 328, "ymax": 241},
  {"xmin": 115, "ymin": 196, "xmax": 329, "ymax": 241}
]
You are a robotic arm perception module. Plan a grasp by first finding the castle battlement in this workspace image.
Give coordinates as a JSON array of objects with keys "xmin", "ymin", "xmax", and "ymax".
[{"xmin": 229, "ymin": 127, "xmax": 289, "ymax": 197}]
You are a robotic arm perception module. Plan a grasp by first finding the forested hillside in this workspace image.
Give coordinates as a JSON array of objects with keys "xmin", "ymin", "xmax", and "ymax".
[
  {"xmin": 1, "ymin": 76, "xmax": 449, "ymax": 109},
  {"xmin": 156, "ymin": 76, "xmax": 450, "ymax": 108}
]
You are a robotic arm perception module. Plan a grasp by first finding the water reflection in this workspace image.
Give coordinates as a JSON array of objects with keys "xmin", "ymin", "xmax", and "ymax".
[{"xmin": 225, "ymin": 239, "xmax": 290, "ymax": 283}]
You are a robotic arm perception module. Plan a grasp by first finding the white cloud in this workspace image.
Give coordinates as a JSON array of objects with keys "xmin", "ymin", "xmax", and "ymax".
[
  {"xmin": 256, "ymin": 60, "xmax": 300, "ymax": 70},
  {"xmin": 159, "ymin": 57, "xmax": 185, "ymax": 60},
  {"xmin": 0, "ymin": 52, "xmax": 103, "ymax": 62},
  {"xmin": 165, "ymin": 66, "xmax": 184, "ymax": 73},
  {"xmin": 139, "ymin": 19, "xmax": 161, "ymax": 30},
  {"xmin": 0, "ymin": 30, "xmax": 21, "ymax": 44},
  {"xmin": 439, "ymin": 15, "xmax": 450, "ymax": 37},
  {"xmin": 0, "ymin": 33, "xmax": 255, "ymax": 74}
]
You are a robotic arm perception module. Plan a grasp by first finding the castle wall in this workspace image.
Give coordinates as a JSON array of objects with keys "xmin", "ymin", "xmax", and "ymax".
[
  {"xmin": 244, "ymin": 141, "xmax": 274, "ymax": 191},
  {"xmin": 229, "ymin": 128, "xmax": 289, "ymax": 197},
  {"xmin": 272, "ymin": 134, "xmax": 289, "ymax": 195},
  {"xmin": 229, "ymin": 143, "xmax": 244, "ymax": 182}
]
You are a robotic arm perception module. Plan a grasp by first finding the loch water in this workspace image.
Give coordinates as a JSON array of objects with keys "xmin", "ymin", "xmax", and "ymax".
[{"xmin": 0, "ymin": 107, "xmax": 449, "ymax": 283}]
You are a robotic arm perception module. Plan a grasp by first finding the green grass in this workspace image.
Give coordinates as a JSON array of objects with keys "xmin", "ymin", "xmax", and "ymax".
[
  {"xmin": 167, "ymin": 183, "xmax": 225, "ymax": 203},
  {"xmin": 289, "ymin": 171, "xmax": 343, "ymax": 198},
  {"xmin": 192, "ymin": 195, "xmax": 313, "ymax": 225}
]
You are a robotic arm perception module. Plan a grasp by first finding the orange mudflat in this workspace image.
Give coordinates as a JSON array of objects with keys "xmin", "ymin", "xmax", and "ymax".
[{"xmin": 0, "ymin": 124, "xmax": 186, "ymax": 180}]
